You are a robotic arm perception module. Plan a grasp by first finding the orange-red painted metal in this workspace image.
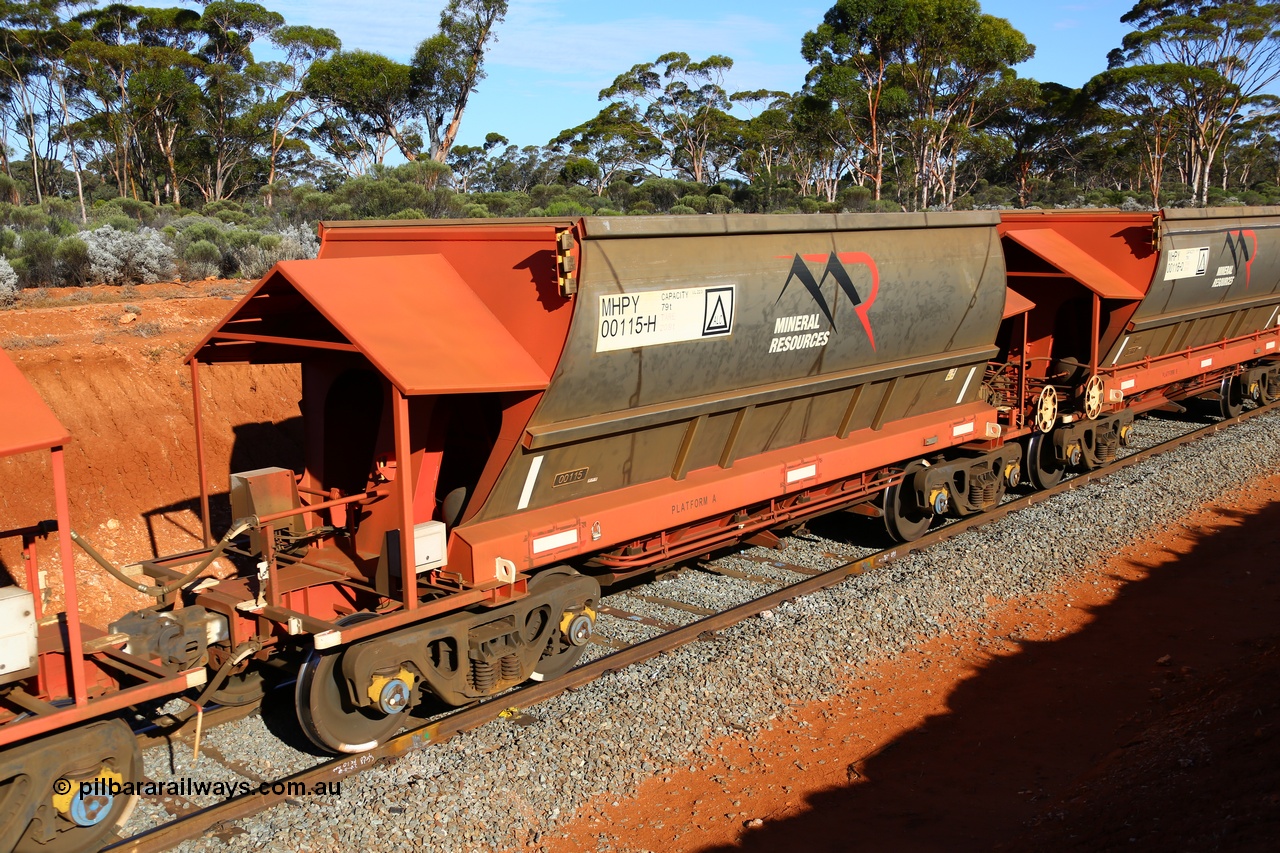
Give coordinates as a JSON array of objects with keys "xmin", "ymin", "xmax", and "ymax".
[
  {"xmin": 1002, "ymin": 226, "xmax": 1148, "ymax": 301},
  {"xmin": 0, "ymin": 349, "xmax": 70, "ymax": 455},
  {"xmin": 188, "ymin": 255, "xmax": 550, "ymax": 395},
  {"xmin": 1002, "ymin": 288, "xmax": 1036, "ymax": 318},
  {"xmin": 0, "ymin": 348, "xmax": 202, "ymax": 758}
]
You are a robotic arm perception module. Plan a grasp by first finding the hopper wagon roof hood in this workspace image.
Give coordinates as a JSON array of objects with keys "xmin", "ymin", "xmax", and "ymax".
[
  {"xmin": 187, "ymin": 254, "xmax": 549, "ymax": 395},
  {"xmin": 0, "ymin": 348, "xmax": 70, "ymax": 456},
  {"xmin": 1004, "ymin": 227, "xmax": 1147, "ymax": 301}
]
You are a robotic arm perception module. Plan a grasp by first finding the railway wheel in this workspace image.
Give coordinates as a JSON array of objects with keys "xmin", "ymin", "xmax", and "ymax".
[
  {"xmin": 881, "ymin": 461, "xmax": 932, "ymax": 543},
  {"xmin": 1083, "ymin": 375, "xmax": 1104, "ymax": 420},
  {"xmin": 1034, "ymin": 385, "xmax": 1058, "ymax": 433},
  {"xmin": 296, "ymin": 614, "xmax": 406, "ymax": 754},
  {"xmin": 210, "ymin": 669, "xmax": 265, "ymax": 707},
  {"xmin": 1026, "ymin": 431, "xmax": 1066, "ymax": 490},
  {"xmin": 529, "ymin": 568, "xmax": 597, "ymax": 682},
  {"xmin": 1, "ymin": 719, "xmax": 141, "ymax": 853},
  {"xmin": 1219, "ymin": 374, "xmax": 1244, "ymax": 419}
]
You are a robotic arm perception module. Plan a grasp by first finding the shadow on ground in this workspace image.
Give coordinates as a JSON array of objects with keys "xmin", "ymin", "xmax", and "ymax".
[{"xmin": 702, "ymin": 497, "xmax": 1280, "ymax": 852}]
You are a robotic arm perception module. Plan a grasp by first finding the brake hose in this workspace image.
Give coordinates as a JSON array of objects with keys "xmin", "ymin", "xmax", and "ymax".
[{"xmin": 70, "ymin": 518, "xmax": 253, "ymax": 598}]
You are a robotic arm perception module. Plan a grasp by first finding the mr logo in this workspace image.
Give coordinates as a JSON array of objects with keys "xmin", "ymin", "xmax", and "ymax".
[
  {"xmin": 775, "ymin": 252, "xmax": 880, "ymax": 349},
  {"xmin": 1222, "ymin": 229, "xmax": 1258, "ymax": 289},
  {"xmin": 702, "ymin": 286, "xmax": 734, "ymax": 336}
]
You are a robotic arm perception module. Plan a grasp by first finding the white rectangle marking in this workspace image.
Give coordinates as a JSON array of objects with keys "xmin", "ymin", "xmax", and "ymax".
[
  {"xmin": 955, "ymin": 366, "xmax": 976, "ymax": 404},
  {"xmin": 1267, "ymin": 340, "xmax": 1276, "ymax": 350},
  {"xmin": 1163, "ymin": 246, "xmax": 1210, "ymax": 281},
  {"xmin": 1121, "ymin": 378, "xmax": 1136, "ymax": 390},
  {"xmin": 952, "ymin": 421, "xmax": 975, "ymax": 437},
  {"xmin": 1200, "ymin": 357, "xmax": 1213, "ymax": 368},
  {"xmin": 786, "ymin": 464, "xmax": 817, "ymax": 484},
  {"xmin": 596, "ymin": 285, "xmax": 735, "ymax": 352},
  {"xmin": 517, "ymin": 455, "xmax": 544, "ymax": 510},
  {"xmin": 1111, "ymin": 335, "xmax": 1129, "ymax": 365},
  {"xmin": 532, "ymin": 528, "xmax": 578, "ymax": 555}
]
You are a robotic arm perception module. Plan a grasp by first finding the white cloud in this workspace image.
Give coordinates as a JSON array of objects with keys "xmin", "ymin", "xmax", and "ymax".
[{"xmin": 259, "ymin": 0, "xmax": 442, "ymax": 60}]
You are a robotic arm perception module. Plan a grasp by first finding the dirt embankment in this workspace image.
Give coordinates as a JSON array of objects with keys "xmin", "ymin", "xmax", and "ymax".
[{"xmin": 0, "ymin": 282, "xmax": 301, "ymax": 627}]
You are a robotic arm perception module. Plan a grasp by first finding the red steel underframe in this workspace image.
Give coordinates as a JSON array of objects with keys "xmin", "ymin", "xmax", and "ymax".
[
  {"xmin": 457, "ymin": 401, "xmax": 1001, "ymax": 581},
  {"xmin": 1103, "ymin": 324, "xmax": 1280, "ymax": 402},
  {"xmin": 0, "ymin": 446, "xmax": 203, "ymax": 749}
]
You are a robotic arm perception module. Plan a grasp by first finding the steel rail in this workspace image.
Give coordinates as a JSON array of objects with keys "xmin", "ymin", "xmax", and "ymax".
[{"xmin": 105, "ymin": 400, "xmax": 1279, "ymax": 853}]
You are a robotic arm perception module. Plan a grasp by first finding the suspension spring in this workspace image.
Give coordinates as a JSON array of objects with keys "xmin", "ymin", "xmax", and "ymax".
[{"xmin": 470, "ymin": 659, "xmax": 496, "ymax": 693}]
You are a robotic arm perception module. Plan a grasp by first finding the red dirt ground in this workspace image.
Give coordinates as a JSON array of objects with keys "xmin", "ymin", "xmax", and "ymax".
[
  {"xmin": 0, "ymin": 282, "xmax": 300, "ymax": 626},
  {"xmin": 550, "ymin": 474, "xmax": 1280, "ymax": 852}
]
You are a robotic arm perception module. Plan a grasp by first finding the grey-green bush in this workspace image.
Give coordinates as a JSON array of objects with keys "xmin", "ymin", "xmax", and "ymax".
[
  {"xmin": 80, "ymin": 225, "xmax": 177, "ymax": 284},
  {"xmin": 0, "ymin": 256, "xmax": 17, "ymax": 307}
]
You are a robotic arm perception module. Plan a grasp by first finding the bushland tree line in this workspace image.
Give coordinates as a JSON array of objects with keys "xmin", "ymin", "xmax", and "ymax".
[{"xmin": 3, "ymin": 0, "xmax": 1280, "ymax": 295}]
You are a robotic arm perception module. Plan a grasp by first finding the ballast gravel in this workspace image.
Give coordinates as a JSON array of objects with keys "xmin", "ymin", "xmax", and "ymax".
[{"xmin": 162, "ymin": 409, "xmax": 1280, "ymax": 853}]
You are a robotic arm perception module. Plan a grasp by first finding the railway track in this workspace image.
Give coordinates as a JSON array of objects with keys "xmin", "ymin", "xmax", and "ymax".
[{"xmin": 102, "ymin": 401, "xmax": 1278, "ymax": 852}]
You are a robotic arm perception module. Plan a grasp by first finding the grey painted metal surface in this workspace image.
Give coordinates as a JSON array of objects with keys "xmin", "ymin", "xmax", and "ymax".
[
  {"xmin": 1105, "ymin": 207, "xmax": 1280, "ymax": 365},
  {"xmin": 472, "ymin": 214, "xmax": 1007, "ymax": 521}
]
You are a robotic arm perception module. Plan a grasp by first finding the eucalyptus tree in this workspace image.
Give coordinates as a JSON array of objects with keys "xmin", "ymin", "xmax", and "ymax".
[
  {"xmin": 1107, "ymin": 0, "xmax": 1280, "ymax": 205},
  {"xmin": 550, "ymin": 104, "xmax": 662, "ymax": 194},
  {"xmin": 1085, "ymin": 64, "xmax": 1188, "ymax": 206},
  {"xmin": 252, "ymin": 25, "xmax": 340, "ymax": 206},
  {"xmin": 894, "ymin": 0, "xmax": 1033, "ymax": 208},
  {"xmin": 731, "ymin": 90, "xmax": 800, "ymax": 195},
  {"xmin": 802, "ymin": 0, "xmax": 1033, "ymax": 209},
  {"xmin": 188, "ymin": 0, "xmax": 284, "ymax": 202},
  {"xmin": 446, "ymin": 131, "xmax": 507, "ymax": 192},
  {"xmin": 411, "ymin": 0, "xmax": 508, "ymax": 163},
  {"xmin": 802, "ymin": 0, "xmax": 908, "ymax": 201},
  {"xmin": 599, "ymin": 52, "xmax": 736, "ymax": 184},
  {"xmin": 70, "ymin": 3, "xmax": 205, "ymax": 205},
  {"xmin": 0, "ymin": 0, "xmax": 80, "ymax": 204},
  {"xmin": 985, "ymin": 80, "xmax": 1083, "ymax": 207},
  {"xmin": 304, "ymin": 50, "xmax": 420, "ymax": 169}
]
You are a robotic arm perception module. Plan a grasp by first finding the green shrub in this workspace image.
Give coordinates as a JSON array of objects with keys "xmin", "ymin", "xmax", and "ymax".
[
  {"xmin": 668, "ymin": 204, "xmax": 698, "ymax": 215},
  {"xmin": 177, "ymin": 219, "xmax": 226, "ymax": 249},
  {"xmin": 95, "ymin": 214, "xmax": 138, "ymax": 233},
  {"xmin": 55, "ymin": 237, "xmax": 92, "ymax": 286},
  {"xmin": 705, "ymin": 194, "xmax": 733, "ymax": 214},
  {"xmin": 682, "ymin": 195, "xmax": 708, "ymax": 213},
  {"xmin": 544, "ymin": 200, "xmax": 592, "ymax": 216},
  {"xmin": 12, "ymin": 230, "xmax": 60, "ymax": 286},
  {"xmin": 386, "ymin": 208, "xmax": 426, "ymax": 220},
  {"xmin": 838, "ymin": 186, "xmax": 873, "ymax": 212},
  {"xmin": 224, "ymin": 229, "xmax": 258, "ymax": 251},
  {"xmin": 8, "ymin": 207, "xmax": 50, "ymax": 230},
  {"xmin": 184, "ymin": 239, "xmax": 223, "ymax": 264},
  {"xmin": 97, "ymin": 197, "xmax": 157, "ymax": 224},
  {"xmin": 202, "ymin": 200, "xmax": 248, "ymax": 224}
]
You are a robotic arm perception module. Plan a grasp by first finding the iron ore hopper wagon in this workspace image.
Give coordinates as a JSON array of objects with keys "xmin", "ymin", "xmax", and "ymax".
[{"xmin": 1, "ymin": 209, "xmax": 1279, "ymax": 852}]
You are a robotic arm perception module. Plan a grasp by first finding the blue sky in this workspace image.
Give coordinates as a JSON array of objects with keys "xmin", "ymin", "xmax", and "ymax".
[{"xmin": 254, "ymin": 0, "xmax": 1136, "ymax": 149}]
